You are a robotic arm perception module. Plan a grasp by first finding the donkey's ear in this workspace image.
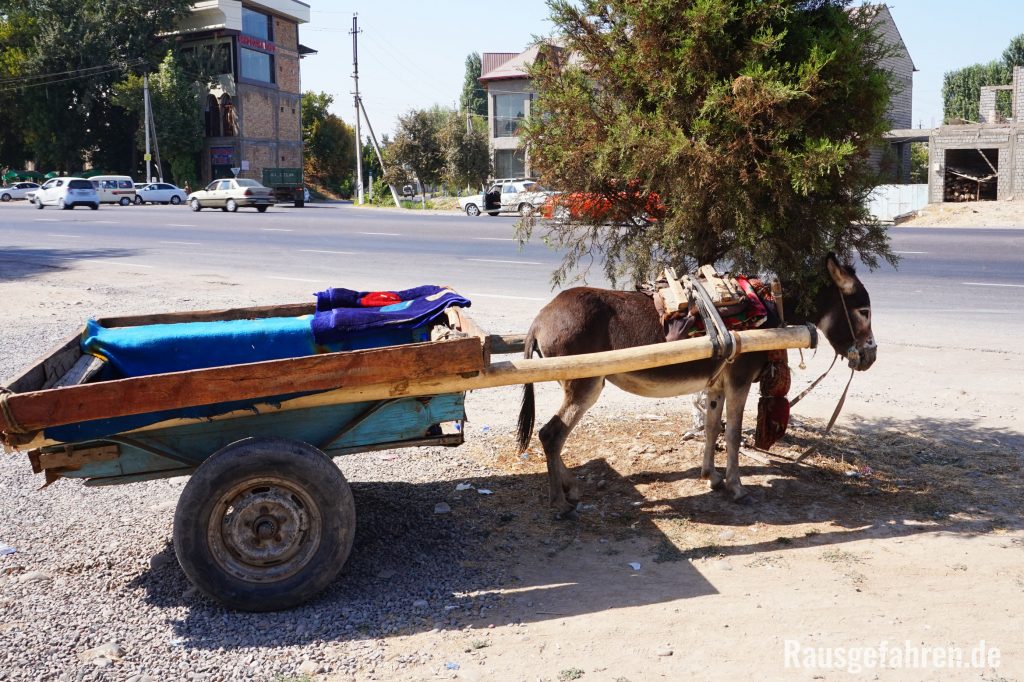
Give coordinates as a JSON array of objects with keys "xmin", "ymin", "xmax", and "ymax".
[{"xmin": 826, "ymin": 253, "xmax": 857, "ymax": 295}]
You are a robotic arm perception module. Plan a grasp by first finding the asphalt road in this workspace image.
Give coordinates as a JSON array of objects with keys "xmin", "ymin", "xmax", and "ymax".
[{"xmin": 1, "ymin": 201, "xmax": 1022, "ymax": 349}]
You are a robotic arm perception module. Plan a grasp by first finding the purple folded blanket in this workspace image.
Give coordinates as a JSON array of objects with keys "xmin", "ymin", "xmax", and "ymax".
[{"xmin": 311, "ymin": 285, "xmax": 471, "ymax": 345}]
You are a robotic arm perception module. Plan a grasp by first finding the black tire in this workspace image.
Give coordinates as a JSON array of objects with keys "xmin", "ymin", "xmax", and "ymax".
[
  {"xmin": 134, "ymin": 195, "xmax": 144, "ymax": 205},
  {"xmin": 89, "ymin": 203, "xmax": 99, "ymax": 210},
  {"xmin": 119, "ymin": 197, "xmax": 131, "ymax": 206},
  {"xmin": 226, "ymin": 198, "xmax": 238, "ymax": 212},
  {"xmin": 256, "ymin": 205, "xmax": 268, "ymax": 213},
  {"xmin": 465, "ymin": 203, "xmax": 480, "ymax": 217},
  {"xmin": 487, "ymin": 211, "xmax": 499, "ymax": 217},
  {"xmin": 190, "ymin": 198, "xmax": 202, "ymax": 212},
  {"xmin": 518, "ymin": 202, "xmax": 534, "ymax": 217},
  {"xmin": 35, "ymin": 198, "xmax": 44, "ymax": 210},
  {"xmin": 173, "ymin": 437, "xmax": 356, "ymax": 612},
  {"xmin": 59, "ymin": 198, "xmax": 70, "ymax": 210},
  {"xmin": 170, "ymin": 195, "xmax": 181, "ymax": 205},
  {"xmin": 0, "ymin": 193, "xmax": 11, "ymax": 202}
]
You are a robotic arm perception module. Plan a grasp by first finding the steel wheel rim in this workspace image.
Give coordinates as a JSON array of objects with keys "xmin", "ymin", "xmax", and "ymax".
[{"xmin": 207, "ymin": 475, "xmax": 323, "ymax": 584}]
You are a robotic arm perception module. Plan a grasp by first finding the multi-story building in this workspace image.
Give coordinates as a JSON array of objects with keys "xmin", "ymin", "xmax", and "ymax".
[{"xmin": 170, "ymin": 0, "xmax": 313, "ymax": 184}]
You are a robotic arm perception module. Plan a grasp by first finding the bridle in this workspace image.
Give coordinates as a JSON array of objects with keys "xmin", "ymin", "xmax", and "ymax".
[{"xmin": 791, "ymin": 288, "xmax": 867, "ymax": 463}]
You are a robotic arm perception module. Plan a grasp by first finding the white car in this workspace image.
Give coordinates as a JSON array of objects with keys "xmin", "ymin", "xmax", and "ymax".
[
  {"xmin": 458, "ymin": 179, "xmax": 555, "ymax": 217},
  {"xmin": 135, "ymin": 182, "xmax": 188, "ymax": 205},
  {"xmin": 33, "ymin": 177, "xmax": 100, "ymax": 210},
  {"xmin": 0, "ymin": 182, "xmax": 41, "ymax": 202}
]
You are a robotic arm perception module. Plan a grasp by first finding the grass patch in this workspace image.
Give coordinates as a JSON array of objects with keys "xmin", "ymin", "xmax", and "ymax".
[{"xmin": 559, "ymin": 668, "xmax": 585, "ymax": 681}]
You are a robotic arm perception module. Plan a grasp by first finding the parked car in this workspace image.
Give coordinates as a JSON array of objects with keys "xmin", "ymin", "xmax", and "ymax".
[
  {"xmin": 135, "ymin": 182, "xmax": 188, "ymax": 205},
  {"xmin": 89, "ymin": 175, "xmax": 137, "ymax": 205},
  {"xmin": 401, "ymin": 184, "xmax": 415, "ymax": 198},
  {"xmin": 540, "ymin": 188, "xmax": 664, "ymax": 225},
  {"xmin": 187, "ymin": 178, "xmax": 274, "ymax": 212},
  {"xmin": 0, "ymin": 182, "xmax": 41, "ymax": 202},
  {"xmin": 458, "ymin": 179, "xmax": 555, "ymax": 217},
  {"xmin": 32, "ymin": 177, "xmax": 100, "ymax": 210}
]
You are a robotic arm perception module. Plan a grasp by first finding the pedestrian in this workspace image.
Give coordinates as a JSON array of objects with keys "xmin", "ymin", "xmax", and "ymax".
[{"xmin": 183, "ymin": 180, "xmax": 192, "ymax": 195}]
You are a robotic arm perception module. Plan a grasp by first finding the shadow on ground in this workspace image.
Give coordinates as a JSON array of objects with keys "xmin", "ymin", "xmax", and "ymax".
[
  {"xmin": 0, "ymin": 246, "xmax": 140, "ymax": 282},
  {"xmin": 127, "ymin": 413, "xmax": 1022, "ymax": 651}
]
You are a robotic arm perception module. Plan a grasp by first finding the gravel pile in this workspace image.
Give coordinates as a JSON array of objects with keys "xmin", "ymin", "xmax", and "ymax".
[{"xmin": 0, "ymin": 267, "xmax": 530, "ymax": 680}]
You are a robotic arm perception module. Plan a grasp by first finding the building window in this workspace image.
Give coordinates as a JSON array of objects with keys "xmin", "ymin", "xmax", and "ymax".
[
  {"xmin": 241, "ymin": 47, "xmax": 274, "ymax": 83},
  {"xmin": 494, "ymin": 94, "xmax": 529, "ymax": 137},
  {"xmin": 242, "ymin": 7, "xmax": 272, "ymax": 41},
  {"xmin": 494, "ymin": 149, "xmax": 525, "ymax": 178}
]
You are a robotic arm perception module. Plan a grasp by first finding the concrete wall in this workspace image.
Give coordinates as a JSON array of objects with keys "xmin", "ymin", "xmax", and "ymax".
[{"xmin": 927, "ymin": 126, "xmax": 1016, "ymax": 202}]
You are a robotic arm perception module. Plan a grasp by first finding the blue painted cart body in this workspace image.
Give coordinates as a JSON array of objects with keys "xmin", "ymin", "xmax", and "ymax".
[{"xmin": 2, "ymin": 301, "xmax": 490, "ymax": 488}]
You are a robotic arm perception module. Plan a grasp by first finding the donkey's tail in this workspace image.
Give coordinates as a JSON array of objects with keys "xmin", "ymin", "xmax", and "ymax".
[{"xmin": 516, "ymin": 329, "xmax": 540, "ymax": 453}]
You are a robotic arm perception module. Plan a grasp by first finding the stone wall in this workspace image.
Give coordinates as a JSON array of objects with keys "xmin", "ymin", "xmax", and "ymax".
[
  {"xmin": 241, "ymin": 89, "xmax": 276, "ymax": 139},
  {"xmin": 276, "ymin": 53, "xmax": 301, "ymax": 94}
]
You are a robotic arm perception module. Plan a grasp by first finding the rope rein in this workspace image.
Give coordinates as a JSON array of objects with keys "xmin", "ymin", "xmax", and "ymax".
[
  {"xmin": 792, "ymin": 288, "xmax": 859, "ymax": 463},
  {"xmin": 0, "ymin": 386, "xmax": 28, "ymax": 435}
]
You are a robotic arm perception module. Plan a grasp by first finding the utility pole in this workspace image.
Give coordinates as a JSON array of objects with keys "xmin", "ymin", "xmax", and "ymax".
[
  {"xmin": 143, "ymin": 73, "xmax": 152, "ymax": 183},
  {"xmin": 148, "ymin": 97, "xmax": 163, "ymax": 183},
  {"xmin": 351, "ymin": 15, "xmax": 364, "ymax": 205},
  {"xmin": 358, "ymin": 98, "xmax": 402, "ymax": 207}
]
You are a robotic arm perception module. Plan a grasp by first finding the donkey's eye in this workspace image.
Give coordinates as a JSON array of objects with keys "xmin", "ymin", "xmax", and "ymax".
[{"xmin": 858, "ymin": 308, "xmax": 871, "ymax": 319}]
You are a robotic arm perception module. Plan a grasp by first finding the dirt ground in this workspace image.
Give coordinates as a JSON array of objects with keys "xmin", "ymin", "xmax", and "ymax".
[
  {"xmin": 899, "ymin": 198, "xmax": 1024, "ymax": 227},
  {"xmin": 1, "ymin": 258, "xmax": 1022, "ymax": 681}
]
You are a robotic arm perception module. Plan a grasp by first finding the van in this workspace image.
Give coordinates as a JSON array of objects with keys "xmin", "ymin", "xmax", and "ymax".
[{"xmin": 89, "ymin": 175, "xmax": 137, "ymax": 205}]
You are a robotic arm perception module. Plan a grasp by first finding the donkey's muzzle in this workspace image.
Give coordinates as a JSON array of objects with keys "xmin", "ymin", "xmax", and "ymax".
[{"xmin": 848, "ymin": 343, "xmax": 877, "ymax": 371}]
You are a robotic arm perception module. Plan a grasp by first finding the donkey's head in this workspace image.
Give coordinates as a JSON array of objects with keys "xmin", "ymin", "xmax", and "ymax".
[{"xmin": 814, "ymin": 254, "xmax": 876, "ymax": 371}]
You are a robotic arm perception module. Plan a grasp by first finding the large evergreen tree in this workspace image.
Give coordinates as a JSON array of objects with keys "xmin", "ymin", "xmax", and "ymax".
[
  {"xmin": 520, "ymin": 0, "xmax": 897, "ymax": 310},
  {"xmin": 459, "ymin": 52, "xmax": 487, "ymax": 118}
]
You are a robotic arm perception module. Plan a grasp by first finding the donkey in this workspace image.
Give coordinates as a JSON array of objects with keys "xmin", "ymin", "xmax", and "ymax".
[{"xmin": 516, "ymin": 254, "xmax": 876, "ymax": 514}]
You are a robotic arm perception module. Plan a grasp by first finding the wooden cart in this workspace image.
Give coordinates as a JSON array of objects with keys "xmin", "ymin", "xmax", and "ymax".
[{"xmin": 0, "ymin": 301, "xmax": 815, "ymax": 611}]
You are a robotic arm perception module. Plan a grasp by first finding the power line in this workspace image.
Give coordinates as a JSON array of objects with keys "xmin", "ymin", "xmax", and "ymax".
[
  {"xmin": 0, "ymin": 59, "xmax": 144, "ymax": 87},
  {"xmin": 0, "ymin": 62, "xmax": 144, "ymax": 93}
]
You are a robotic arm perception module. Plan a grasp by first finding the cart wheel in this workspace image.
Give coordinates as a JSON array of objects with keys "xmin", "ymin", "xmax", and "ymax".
[{"xmin": 172, "ymin": 437, "xmax": 355, "ymax": 611}]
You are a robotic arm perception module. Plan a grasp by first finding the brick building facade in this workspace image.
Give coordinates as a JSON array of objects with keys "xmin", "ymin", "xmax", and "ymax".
[{"xmin": 171, "ymin": 0, "xmax": 313, "ymax": 184}]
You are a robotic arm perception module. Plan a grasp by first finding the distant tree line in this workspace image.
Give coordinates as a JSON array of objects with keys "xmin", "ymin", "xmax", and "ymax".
[{"xmin": 942, "ymin": 34, "xmax": 1024, "ymax": 123}]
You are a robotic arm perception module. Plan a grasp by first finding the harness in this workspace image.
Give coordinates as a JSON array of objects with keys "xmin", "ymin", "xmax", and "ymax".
[{"xmin": 644, "ymin": 267, "xmax": 861, "ymax": 458}]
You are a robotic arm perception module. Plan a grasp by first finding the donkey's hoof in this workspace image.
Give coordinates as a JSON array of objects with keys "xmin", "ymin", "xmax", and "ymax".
[
  {"xmin": 557, "ymin": 506, "xmax": 580, "ymax": 521},
  {"xmin": 701, "ymin": 471, "xmax": 725, "ymax": 491},
  {"xmin": 731, "ymin": 492, "xmax": 753, "ymax": 506}
]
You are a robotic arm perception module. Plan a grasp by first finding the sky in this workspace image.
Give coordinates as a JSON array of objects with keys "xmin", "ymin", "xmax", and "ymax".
[{"xmin": 299, "ymin": 1, "xmax": 1024, "ymax": 136}]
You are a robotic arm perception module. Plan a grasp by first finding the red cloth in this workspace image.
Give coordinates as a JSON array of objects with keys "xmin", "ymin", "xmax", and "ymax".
[
  {"xmin": 755, "ymin": 350, "xmax": 790, "ymax": 449},
  {"xmin": 359, "ymin": 291, "xmax": 402, "ymax": 307}
]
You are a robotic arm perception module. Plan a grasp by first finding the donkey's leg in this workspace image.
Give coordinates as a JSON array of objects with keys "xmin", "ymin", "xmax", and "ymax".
[
  {"xmin": 538, "ymin": 376, "xmax": 604, "ymax": 515},
  {"xmin": 723, "ymin": 378, "xmax": 754, "ymax": 502},
  {"xmin": 700, "ymin": 386, "xmax": 726, "ymax": 490}
]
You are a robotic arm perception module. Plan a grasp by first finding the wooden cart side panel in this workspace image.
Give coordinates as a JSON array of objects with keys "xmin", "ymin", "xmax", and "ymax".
[
  {"xmin": 96, "ymin": 302, "xmax": 317, "ymax": 328},
  {"xmin": 2, "ymin": 336, "xmax": 484, "ymax": 436},
  {"xmin": 448, "ymin": 308, "xmax": 491, "ymax": 365},
  {"xmin": 4, "ymin": 331, "xmax": 83, "ymax": 394}
]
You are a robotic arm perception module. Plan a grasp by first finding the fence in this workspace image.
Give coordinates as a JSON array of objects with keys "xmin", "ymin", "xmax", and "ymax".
[{"xmin": 866, "ymin": 184, "xmax": 928, "ymax": 221}]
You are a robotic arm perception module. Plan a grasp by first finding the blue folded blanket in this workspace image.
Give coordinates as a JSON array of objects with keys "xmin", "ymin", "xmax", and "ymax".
[
  {"xmin": 311, "ymin": 285, "xmax": 471, "ymax": 345},
  {"xmin": 81, "ymin": 315, "xmax": 325, "ymax": 378}
]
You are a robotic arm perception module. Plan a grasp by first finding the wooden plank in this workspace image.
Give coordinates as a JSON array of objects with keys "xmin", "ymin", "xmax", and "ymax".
[
  {"xmin": 1, "ymin": 336, "xmax": 484, "ymax": 436},
  {"xmin": 662, "ymin": 267, "xmax": 688, "ymax": 313},
  {"xmin": 179, "ymin": 325, "xmax": 818, "ymax": 416},
  {"xmin": 490, "ymin": 334, "xmax": 526, "ymax": 355},
  {"xmin": 96, "ymin": 302, "xmax": 316, "ymax": 328},
  {"xmin": 449, "ymin": 308, "xmax": 491, "ymax": 365},
  {"xmin": 52, "ymin": 355, "xmax": 105, "ymax": 388},
  {"xmin": 4, "ymin": 331, "xmax": 83, "ymax": 393},
  {"xmin": 36, "ymin": 444, "xmax": 119, "ymax": 471},
  {"xmin": 699, "ymin": 265, "xmax": 742, "ymax": 305}
]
